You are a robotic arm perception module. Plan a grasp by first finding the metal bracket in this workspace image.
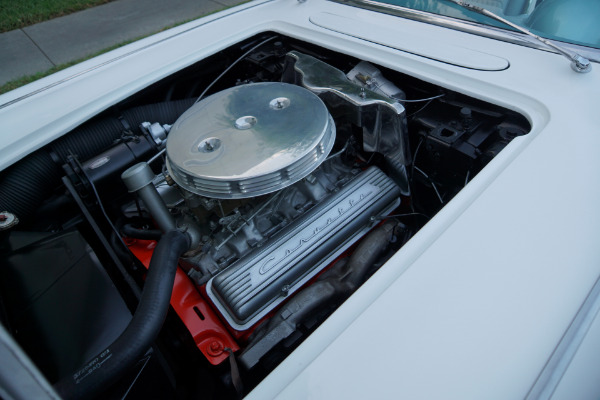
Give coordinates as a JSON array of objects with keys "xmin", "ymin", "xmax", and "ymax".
[{"xmin": 283, "ymin": 51, "xmax": 411, "ymax": 165}]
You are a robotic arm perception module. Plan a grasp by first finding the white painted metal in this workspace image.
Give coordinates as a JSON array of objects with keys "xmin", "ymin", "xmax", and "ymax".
[{"xmin": 1, "ymin": 0, "xmax": 598, "ymax": 398}]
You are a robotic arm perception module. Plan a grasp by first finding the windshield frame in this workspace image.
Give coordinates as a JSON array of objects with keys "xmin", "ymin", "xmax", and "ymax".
[{"xmin": 330, "ymin": 0, "xmax": 600, "ymax": 63}]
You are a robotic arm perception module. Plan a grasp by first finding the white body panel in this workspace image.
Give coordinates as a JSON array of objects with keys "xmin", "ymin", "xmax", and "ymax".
[{"xmin": 1, "ymin": 1, "xmax": 599, "ymax": 398}]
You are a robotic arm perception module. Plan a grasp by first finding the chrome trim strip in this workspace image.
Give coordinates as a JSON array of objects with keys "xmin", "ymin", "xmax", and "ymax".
[
  {"xmin": 330, "ymin": 0, "xmax": 600, "ymax": 63},
  {"xmin": 446, "ymin": 0, "xmax": 590, "ymax": 73},
  {"xmin": 0, "ymin": 0, "xmax": 274, "ymax": 110}
]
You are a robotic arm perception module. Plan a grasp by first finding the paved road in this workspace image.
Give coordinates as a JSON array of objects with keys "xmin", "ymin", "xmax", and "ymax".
[{"xmin": 0, "ymin": 0, "xmax": 245, "ymax": 86}]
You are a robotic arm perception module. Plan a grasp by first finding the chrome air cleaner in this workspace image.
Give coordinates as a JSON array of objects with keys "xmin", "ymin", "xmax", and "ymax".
[{"xmin": 166, "ymin": 82, "xmax": 335, "ymax": 199}]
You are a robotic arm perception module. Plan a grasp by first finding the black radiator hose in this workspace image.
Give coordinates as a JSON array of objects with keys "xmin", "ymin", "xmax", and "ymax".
[
  {"xmin": 344, "ymin": 220, "xmax": 399, "ymax": 288},
  {"xmin": 54, "ymin": 230, "xmax": 190, "ymax": 400},
  {"xmin": 0, "ymin": 98, "xmax": 194, "ymax": 224},
  {"xmin": 120, "ymin": 223, "xmax": 163, "ymax": 241}
]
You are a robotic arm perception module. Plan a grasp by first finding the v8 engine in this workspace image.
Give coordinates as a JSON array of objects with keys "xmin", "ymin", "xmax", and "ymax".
[{"xmin": 121, "ymin": 53, "xmax": 409, "ymax": 367}]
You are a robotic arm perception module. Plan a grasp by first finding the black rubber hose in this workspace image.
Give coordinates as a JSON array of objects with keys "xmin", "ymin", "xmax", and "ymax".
[
  {"xmin": 344, "ymin": 221, "xmax": 398, "ymax": 287},
  {"xmin": 54, "ymin": 230, "xmax": 190, "ymax": 400},
  {"xmin": 120, "ymin": 223, "xmax": 162, "ymax": 240},
  {"xmin": 51, "ymin": 98, "xmax": 195, "ymax": 162},
  {"xmin": 0, "ymin": 98, "xmax": 195, "ymax": 224}
]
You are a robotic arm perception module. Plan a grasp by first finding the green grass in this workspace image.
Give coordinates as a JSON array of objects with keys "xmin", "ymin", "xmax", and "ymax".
[
  {"xmin": 0, "ymin": 0, "xmax": 114, "ymax": 33},
  {"xmin": 0, "ymin": 3, "xmax": 250, "ymax": 96}
]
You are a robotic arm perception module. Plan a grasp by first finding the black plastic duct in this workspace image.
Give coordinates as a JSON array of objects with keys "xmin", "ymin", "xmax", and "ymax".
[{"xmin": 0, "ymin": 98, "xmax": 194, "ymax": 224}]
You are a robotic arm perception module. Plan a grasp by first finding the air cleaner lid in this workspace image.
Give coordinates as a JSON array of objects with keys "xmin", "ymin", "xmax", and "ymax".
[{"xmin": 166, "ymin": 82, "xmax": 335, "ymax": 199}]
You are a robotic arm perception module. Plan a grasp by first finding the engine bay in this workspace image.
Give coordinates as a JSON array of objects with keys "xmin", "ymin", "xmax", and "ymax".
[{"xmin": 0, "ymin": 33, "xmax": 530, "ymax": 398}]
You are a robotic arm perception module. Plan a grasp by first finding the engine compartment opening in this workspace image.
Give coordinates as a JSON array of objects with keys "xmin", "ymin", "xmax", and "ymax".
[{"xmin": 0, "ymin": 31, "xmax": 530, "ymax": 399}]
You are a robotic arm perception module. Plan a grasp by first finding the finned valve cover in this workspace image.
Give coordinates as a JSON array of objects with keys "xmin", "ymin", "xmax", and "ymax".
[
  {"xmin": 206, "ymin": 166, "xmax": 401, "ymax": 330},
  {"xmin": 166, "ymin": 82, "xmax": 335, "ymax": 199}
]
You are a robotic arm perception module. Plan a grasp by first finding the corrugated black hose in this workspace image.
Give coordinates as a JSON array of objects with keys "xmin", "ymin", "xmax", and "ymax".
[
  {"xmin": 54, "ymin": 229, "xmax": 190, "ymax": 399},
  {"xmin": 0, "ymin": 98, "xmax": 194, "ymax": 224}
]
